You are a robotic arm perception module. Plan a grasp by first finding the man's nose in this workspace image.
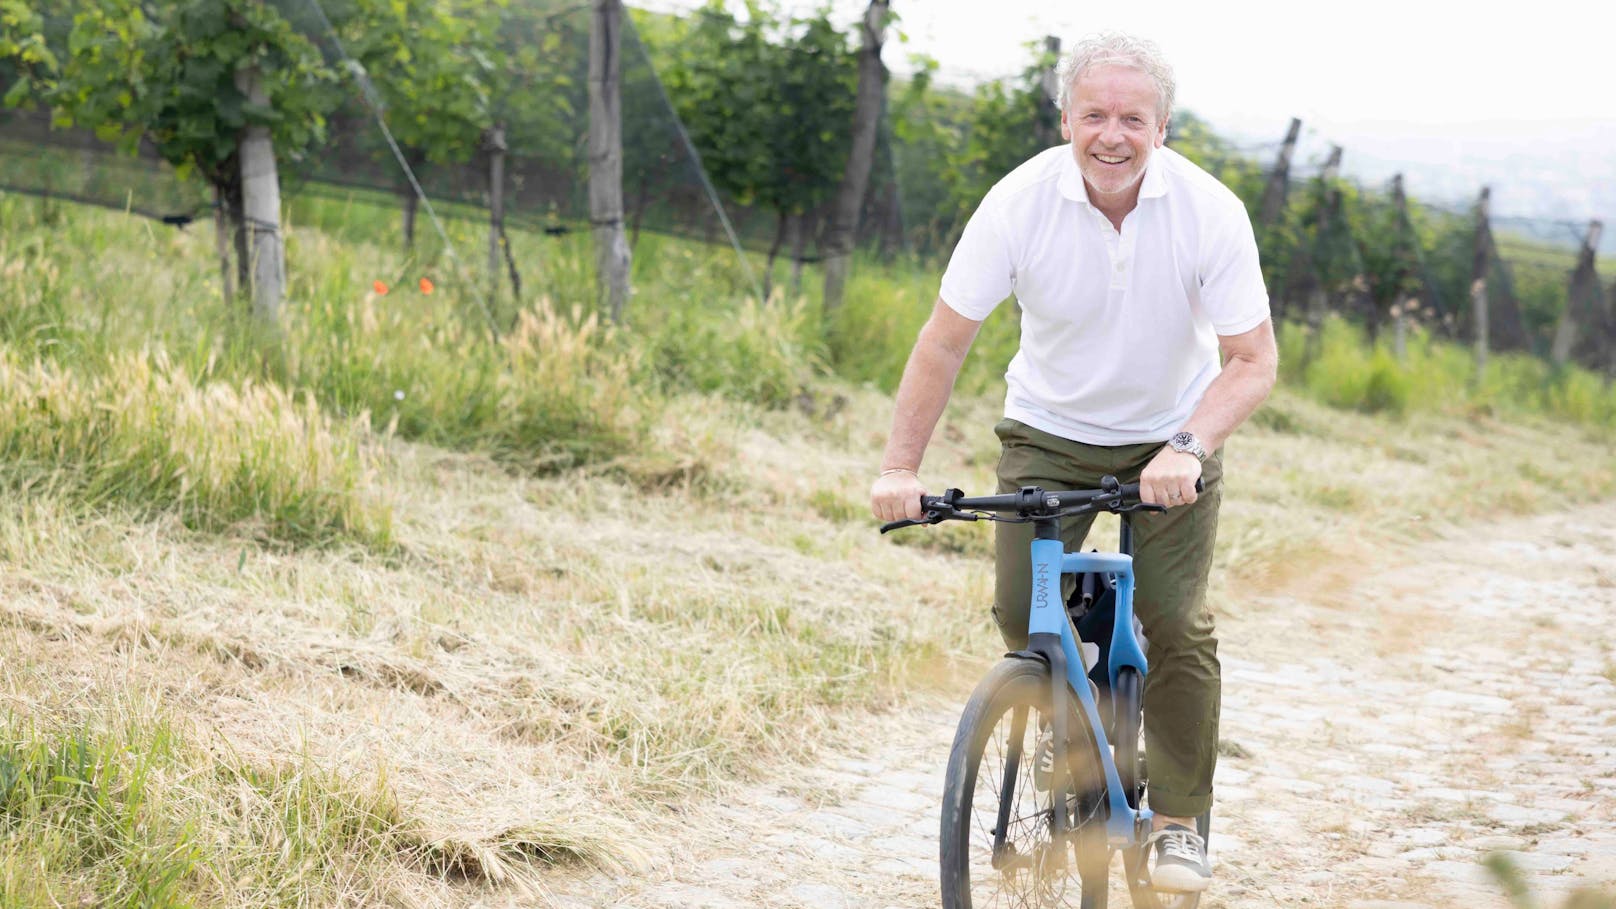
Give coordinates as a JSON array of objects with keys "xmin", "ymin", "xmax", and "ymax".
[{"xmin": 1098, "ymin": 117, "xmax": 1124, "ymax": 145}]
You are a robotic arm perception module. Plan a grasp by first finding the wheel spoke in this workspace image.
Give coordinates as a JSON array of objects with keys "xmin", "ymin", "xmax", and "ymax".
[{"xmin": 946, "ymin": 662, "xmax": 1115, "ymax": 909}]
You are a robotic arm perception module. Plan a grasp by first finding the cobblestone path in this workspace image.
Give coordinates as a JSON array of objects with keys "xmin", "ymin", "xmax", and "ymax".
[{"xmin": 547, "ymin": 504, "xmax": 1616, "ymax": 908}]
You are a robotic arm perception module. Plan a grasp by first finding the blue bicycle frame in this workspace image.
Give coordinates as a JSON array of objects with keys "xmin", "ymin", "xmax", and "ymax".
[{"xmin": 1027, "ymin": 535, "xmax": 1150, "ymax": 846}]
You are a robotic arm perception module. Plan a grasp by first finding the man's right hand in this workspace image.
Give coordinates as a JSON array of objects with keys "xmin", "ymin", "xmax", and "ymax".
[{"xmin": 871, "ymin": 469, "xmax": 928, "ymax": 522}]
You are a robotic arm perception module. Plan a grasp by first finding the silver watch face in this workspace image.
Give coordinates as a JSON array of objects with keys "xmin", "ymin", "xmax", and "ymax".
[{"xmin": 1170, "ymin": 432, "xmax": 1203, "ymax": 458}]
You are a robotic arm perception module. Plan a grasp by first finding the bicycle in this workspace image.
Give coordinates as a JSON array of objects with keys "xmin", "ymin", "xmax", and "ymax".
[{"xmin": 882, "ymin": 476, "xmax": 1210, "ymax": 909}]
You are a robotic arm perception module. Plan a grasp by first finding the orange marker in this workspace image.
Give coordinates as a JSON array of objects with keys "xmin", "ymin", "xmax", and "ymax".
[
  {"xmin": 419, "ymin": 277, "xmax": 435, "ymax": 294},
  {"xmin": 373, "ymin": 280, "xmax": 389, "ymax": 295}
]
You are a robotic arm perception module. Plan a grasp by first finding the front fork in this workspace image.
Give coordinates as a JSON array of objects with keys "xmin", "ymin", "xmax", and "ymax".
[{"xmin": 989, "ymin": 704, "xmax": 1028, "ymax": 868}]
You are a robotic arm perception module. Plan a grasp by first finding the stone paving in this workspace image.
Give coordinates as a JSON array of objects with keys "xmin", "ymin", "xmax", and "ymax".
[{"xmin": 547, "ymin": 504, "xmax": 1616, "ymax": 907}]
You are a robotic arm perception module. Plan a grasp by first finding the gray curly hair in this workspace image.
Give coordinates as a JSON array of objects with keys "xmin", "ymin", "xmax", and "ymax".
[{"xmin": 1055, "ymin": 32, "xmax": 1175, "ymax": 122}]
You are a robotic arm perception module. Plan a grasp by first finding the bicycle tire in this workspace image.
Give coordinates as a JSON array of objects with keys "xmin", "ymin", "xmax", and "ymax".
[{"xmin": 940, "ymin": 657, "xmax": 1109, "ymax": 909}]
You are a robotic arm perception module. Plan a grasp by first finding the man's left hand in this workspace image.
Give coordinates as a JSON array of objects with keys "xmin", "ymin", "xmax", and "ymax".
[{"xmin": 1140, "ymin": 447, "xmax": 1202, "ymax": 508}]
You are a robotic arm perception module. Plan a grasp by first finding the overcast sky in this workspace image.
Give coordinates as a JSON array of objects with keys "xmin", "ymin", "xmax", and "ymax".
[{"xmin": 642, "ymin": 0, "xmax": 1611, "ymax": 126}]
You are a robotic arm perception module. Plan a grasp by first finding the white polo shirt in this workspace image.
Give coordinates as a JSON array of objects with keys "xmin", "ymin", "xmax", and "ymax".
[{"xmin": 940, "ymin": 144, "xmax": 1269, "ymax": 446}]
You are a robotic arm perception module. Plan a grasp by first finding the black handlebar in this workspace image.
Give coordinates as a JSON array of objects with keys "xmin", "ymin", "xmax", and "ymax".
[{"xmin": 879, "ymin": 477, "xmax": 1205, "ymax": 534}]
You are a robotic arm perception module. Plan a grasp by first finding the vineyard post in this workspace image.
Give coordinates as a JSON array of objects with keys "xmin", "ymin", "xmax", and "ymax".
[
  {"xmin": 1259, "ymin": 117, "xmax": 1301, "ymax": 227},
  {"xmin": 1469, "ymin": 186, "xmax": 1491, "ymax": 380},
  {"xmin": 821, "ymin": 0, "xmax": 889, "ymax": 315},
  {"xmin": 1609, "ymin": 283, "xmax": 1616, "ymax": 380},
  {"xmin": 789, "ymin": 213, "xmax": 810, "ymax": 298},
  {"xmin": 1036, "ymin": 35, "xmax": 1061, "ymax": 150},
  {"xmin": 235, "ymin": 62, "xmax": 283, "ymax": 327},
  {"xmin": 403, "ymin": 188, "xmax": 417, "ymax": 252},
  {"xmin": 1551, "ymin": 219, "xmax": 1604, "ymax": 366},
  {"xmin": 1303, "ymin": 144, "xmax": 1343, "ymax": 366},
  {"xmin": 1259, "ymin": 117, "xmax": 1301, "ymax": 324},
  {"xmin": 487, "ymin": 122, "xmax": 507, "ymax": 304},
  {"xmin": 1389, "ymin": 174, "xmax": 1412, "ymax": 361},
  {"xmin": 213, "ymin": 184, "xmax": 235, "ymax": 302},
  {"xmin": 1608, "ymin": 276, "xmax": 1616, "ymax": 379},
  {"xmin": 589, "ymin": 0, "xmax": 632, "ymax": 322}
]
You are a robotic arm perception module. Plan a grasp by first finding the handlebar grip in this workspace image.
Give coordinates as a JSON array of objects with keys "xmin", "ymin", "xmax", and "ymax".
[{"xmin": 1122, "ymin": 479, "xmax": 1203, "ymax": 498}]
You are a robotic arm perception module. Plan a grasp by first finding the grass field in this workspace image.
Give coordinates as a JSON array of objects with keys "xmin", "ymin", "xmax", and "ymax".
[{"xmin": 2, "ymin": 191, "xmax": 1614, "ymax": 905}]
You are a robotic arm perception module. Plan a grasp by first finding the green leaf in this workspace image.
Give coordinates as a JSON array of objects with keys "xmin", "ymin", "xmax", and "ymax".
[{"xmin": 2, "ymin": 80, "xmax": 28, "ymax": 109}]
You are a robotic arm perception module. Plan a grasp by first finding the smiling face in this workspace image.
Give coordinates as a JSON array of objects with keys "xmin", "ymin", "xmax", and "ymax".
[{"xmin": 1060, "ymin": 64, "xmax": 1169, "ymax": 213}]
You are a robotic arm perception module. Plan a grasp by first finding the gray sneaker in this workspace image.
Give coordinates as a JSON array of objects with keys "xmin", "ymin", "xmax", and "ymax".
[
  {"xmin": 1031, "ymin": 724, "xmax": 1055, "ymax": 792},
  {"xmin": 1148, "ymin": 824, "xmax": 1210, "ymax": 892}
]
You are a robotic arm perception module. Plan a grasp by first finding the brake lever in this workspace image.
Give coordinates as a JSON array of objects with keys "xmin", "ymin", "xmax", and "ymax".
[
  {"xmin": 879, "ymin": 506, "xmax": 976, "ymax": 534},
  {"xmin": 1114, "ymin": 502, "xmax": 1168, "ymax": 514}
]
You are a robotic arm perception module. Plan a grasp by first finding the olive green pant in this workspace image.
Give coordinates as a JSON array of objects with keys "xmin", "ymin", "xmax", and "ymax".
[{"xmin": 991, "ymin": 419, "xmax": 1222, "ymax": 819}]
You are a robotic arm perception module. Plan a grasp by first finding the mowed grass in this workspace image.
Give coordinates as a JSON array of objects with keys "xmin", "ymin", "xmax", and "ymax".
[{"xmin": 1, "ymin": 191, "xmax": 1612, "ymax": 904}]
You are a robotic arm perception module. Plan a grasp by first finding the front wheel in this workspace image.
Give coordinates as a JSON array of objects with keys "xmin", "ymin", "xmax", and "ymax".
[{"xmin": 940, "ymin": 657, "xmax": 1108, "ymax": 909}]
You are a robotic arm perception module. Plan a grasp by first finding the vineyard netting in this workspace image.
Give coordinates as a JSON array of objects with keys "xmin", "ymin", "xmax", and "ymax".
[{"xmin": 0, "ymin": 0, "xmax": 902, "ymax": 261}]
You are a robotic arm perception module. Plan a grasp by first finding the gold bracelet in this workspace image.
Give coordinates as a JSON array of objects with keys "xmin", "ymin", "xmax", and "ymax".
[{"xmin": 879, "ymin": 467, "xmax": 917, "ymax": 477}]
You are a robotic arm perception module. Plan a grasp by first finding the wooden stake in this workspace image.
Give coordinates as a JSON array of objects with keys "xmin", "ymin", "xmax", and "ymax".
[
  {"xmin": 589, "ymin": 0, "xmax": 631, "ymax": 321},
  {"xmin": 1037, "ymin": 36, "xmax": 1062, "ymax": 150},
  {"xmin": 1386, "ymin": 174, "xmax": 1414, "ymax": 350},
  {"xmin": 1303, "ymin": 145, "xmax": 1342, "ymax": 365},
  {"xmin": 1469, "ymin": 187, "xmax": 1491, "ymax": 379},
  {"xmin": 487, "ymin": 123, "xmax": 507, "ymax": 305},
  {"xmin": 820, "ymin": 0, "xmax": 889, "ymax": 315},
  {"xmin": 235, "ymin": 63, "xmax": 283, "ymax": 328},
  {"xmin": 1552, "ymin": 220, "xmax": 1605, "ymax": 366},
  {"xmin": 1258, "ymin": 117, "xmax": 1302, "ymax": 228},
  {"xmin": 213, "ymin": 183, "xmax": 235, "ymax": 302},
  {"xmin": 402, "ymin": 191, "xmax": 417, "ymax": 252},
  {"xmin": 1393, "ymin": 292, "xmax": 1410, "ymax": 362}
]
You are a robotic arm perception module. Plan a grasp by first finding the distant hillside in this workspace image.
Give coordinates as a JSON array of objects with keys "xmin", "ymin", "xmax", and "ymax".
[{"xmin": 1211, "ymin": 115, "xmax": 1616, "ymax": 255}]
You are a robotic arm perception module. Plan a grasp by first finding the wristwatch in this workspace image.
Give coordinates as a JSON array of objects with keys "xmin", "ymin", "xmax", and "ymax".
[{"xmin": 1168, "ymin": 431, "xmax": 1207, "ymax": 462}]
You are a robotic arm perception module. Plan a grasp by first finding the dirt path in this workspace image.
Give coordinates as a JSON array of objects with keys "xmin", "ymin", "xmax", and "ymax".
[{"xmin": 545, "ymin": 503, "xmax": 1616, "ymax": 908}]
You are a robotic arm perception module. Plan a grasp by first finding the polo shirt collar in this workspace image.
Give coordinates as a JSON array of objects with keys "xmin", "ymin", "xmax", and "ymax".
[{"xmin": 1057, "ymin": 144, "xmax": 1170, "ymax": 207}]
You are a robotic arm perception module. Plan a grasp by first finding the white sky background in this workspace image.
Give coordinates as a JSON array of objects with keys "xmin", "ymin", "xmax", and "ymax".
[{"xmin": 636, "ymin": 0, "xmax": 1616, "ymax": 234}]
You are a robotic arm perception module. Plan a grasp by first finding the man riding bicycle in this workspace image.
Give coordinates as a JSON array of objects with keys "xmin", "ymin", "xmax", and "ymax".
[{"xmin": 869, "ymin": 31, "xmax": 1277, "ymax": 894}]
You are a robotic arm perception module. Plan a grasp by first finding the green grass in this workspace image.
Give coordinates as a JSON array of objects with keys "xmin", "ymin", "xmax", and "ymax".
[
  {"xmin": 0, "ymin": 714, "xmax": 199, "ymax": 907},
  {"xmin": 1281, "ymin": 315, "xmax": 1616, "ymax": 429},
  {"xmin": 0, "ymin": 704, "xmax": 516, "ymax": 907}
]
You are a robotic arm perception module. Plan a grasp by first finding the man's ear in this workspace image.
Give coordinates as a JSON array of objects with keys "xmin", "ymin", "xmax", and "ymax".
[
  {"xmin": 1156, "ymin": 116, "xmax": 1169, "ymax": 148},
  {"xmin": 1060, "ymin": 109, "xmax": 1072, "ymax": 142}
]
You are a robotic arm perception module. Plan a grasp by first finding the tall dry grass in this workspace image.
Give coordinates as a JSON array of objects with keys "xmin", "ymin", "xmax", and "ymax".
[{"xmin": 0, "ymin": 346, "xmax": 389, "ymax": 546}]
